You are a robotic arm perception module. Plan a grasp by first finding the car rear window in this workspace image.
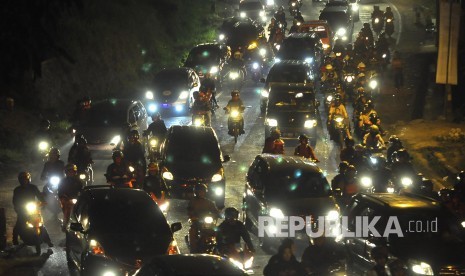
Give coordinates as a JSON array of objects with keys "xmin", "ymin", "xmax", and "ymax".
[
  {"xmin": 165, "ymin": 130, "xmax": 221, "ymax": 164},
  {"xmin": 84, "ymin": 104, "xmax": 127, "ymax": 127},
  {"xmin": 268, "ymin": 65, "xmax": 308, "ymax": 83},
  {"xmin": 265, "ymin": 170, "xmax": 331, "ymax": 199}
]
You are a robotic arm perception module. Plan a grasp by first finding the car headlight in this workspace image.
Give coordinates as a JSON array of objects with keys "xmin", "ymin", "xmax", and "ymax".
[
  {"xmin": 304, "ymin": 120, "xmax": 317, "ymax": 128},
  {"xmin": 229, "ymin": 71, "xmax": 239, "ymax": 80},
  {"xmin": 89, "ymin": 239, "xmax": 105, "ymax": 256},
  {"xmin": 326, "ymin": 95, "xmax": 333, "ymax": 102},
  {"xmin": 244, "ymin": 256, "xmax": 254, "ymax": 269},
  {"xmin": 267, "ymin": 0, "xmax": 274, "ymax": 5},
  {"xmin": 204, "ymin": 216, "xmax": 214, "ymax": 224},
  {"xmin": 401, "ymin": 177, "xmax": 413, "ymax": 187},
  {"xmin": 259, "ymin": 48, "xmax": 267, "ymax": 57},
  {"xmin": 323, "ymin": 44, "xmax": 330, "ymax": 50},
  {"xmin": 210, "ymin": 66, "xmax": 218, "ymax": 74},
  {"xmin": 274, "ymin": 44, "xmax": 280, "ymax": 50},
  {"xmin": 248, "ymin": 42, "xmax": 258, "ymax": 50},
  {"xmin": 211, "ymin": 173, "xmax": 223, "ymax": 182},
  {"xmin": 334, "ymin": 117, "xmax": 344, "ymax": 123},
  {"xmin": 360, "ymin": 176, "xmax": 373, "ymax": 188},
  {"xmin": 240, "ymin": 11, "xmax": 246, "ymax": 18},
  {"xmin": 370, "ymin": 157, "xmax": 378, "ymax": 164},
  {"xmin": 387, "ymin": 187, "xmax": 395, "ymax": 193},
  {"xmin": 214, "ymin": 187, "xmax": 224, "ymax": 196},
  {"xmin": 159, "ymin": 202, "xmax": 169, "ymax": 212},
  {"xmin": 150, "ymin": 138, "xmax": 158, "ymax": 147},
  {"xmin": 269, "ymin": 207, "xmax": 284, "ymax": 218},
  {"xmin": 38, "ymin": 141, "xmax": 49, "ymax": 151},
  {"xmin": 337, "ymin": 28, "xmax": 347, "ymax": 36},
  {"xmin": 409, "ymin": 260, "xmax": 434, "ymax": 275},
  {"xmin": 110, "ymin": 135, "xmax": 121, "ymax": 146},
  {"xmin": 175, "ymin": 105, "xmax": 183, "ymax": 112},
  {"xmin": 252, "ymin": 62, "xmax": 259, "ymax": 70},
  {"xmin": 25, "ymin": 202, "xmax": 37, "ymax": 214},
  {"xmin": 351, "ymin": 3, "xmax": 359, "ymax": 11},
  {"xmin": 461, "ymin": 221, "xmax": 465, "ymax": 228},
  {"xmin": 261, "ymin": 89, "xmax": 269, "ymax": 98},
  {"xmin": 305, "ymin": 57, "xmax": 313, "ymax": 63},
  {"xmin": 50, "ymin": 176, "xmax": 60, "ymax": 188},
  {"xmin": 230, "ymin": 110, "xmax": 240, "ymax": 118},
  {"xmin": 102, "ymin": 271, "xmax": 117, "ymax": 276},
  {"xmin": 26, "ymin": 222, "xmax": 34, "ymax": 228},
  {"xmin": 145, "ymin": 90, "xmax": 154, "ymax": 100},
  {"xmin": 162, "ymin": 171, "xmax": 174, "ymax": 180},
  {"xmin": 72, "ymin": 199, "xmax": 77, "ymax": 204},
  {"xmin": 259, "ymin": 11, "xmax": 265, "ymax": 17},
  {"xmin": 178, "ymin": 91, "xmax": 189, "ymax": 100},
  {"xmin": 369, "ymin": 80, "xmax": 378, "ymax": 89},
  {"xmin": 327, "ymin": 210, "xmax": 340, "ymax": 221},
  {"xmin": 79, "ymin": 174, "xmax": 86, "ymax": 180},
  {"xmin": 219, "ymin": 33, "xmax": 225, "ymax": 41},
  {"xmin": 194, "ymin": 118, "xmax": 203, "ymax": 126},
  {"xmin": 266, "ymin": 118, "xmax": 278, "ymax": 127},
  {"xmin": 148, "ymin": 103, "xmax": 157, "ymax": 113}
]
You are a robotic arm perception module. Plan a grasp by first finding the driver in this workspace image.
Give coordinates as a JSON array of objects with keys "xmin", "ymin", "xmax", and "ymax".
[{"xmin": 224, "ymin": 90, "xmax": 245, "ymax": 135}]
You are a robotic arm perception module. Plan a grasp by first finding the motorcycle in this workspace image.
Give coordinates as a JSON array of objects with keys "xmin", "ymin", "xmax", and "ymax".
[
  {"xmin": 78, "ymin": 166, "xmax": 93, "ymax": 186},
  {"xmin": 105, "ymin": 173, "xmax": 135, "ymax": 188},
  {"xmin": 372, "ymin": 16, "xmax": 384, "ymax": 34},
  {"xmin": 36, "ymin": 140, "xmax": 51, "ymax": 162},
  {"xmin": 19, "ymin": 202, "xmax": 46, "ymax": 254},
  {"xmin": 385, "ymin": 16, "xmax": 394, "ymax": 37},
  {"xmin": 249, "ymin": 61, "xmax": 263, "ymax": 84},
  {"xmin": 331, "ymin": 114, "xmax": 348, "ymax": 148},
  {"xmin": 186, "ymin": 213, "xmax": 218, "ymax": 254},
  {"xmin": 226, "ymin": 107, "xmax": 244, "ymax": 144},
  {"xmin": 223, "ymin": 243, "xmax": 254, "ymax": 271},
  {"xmin": 288, "ymin": 1, "xmax": 300, "ymax": 16},
  {"xmin": 149, "ymin": 191, "xmax": 169, "ymax": 216},
  {"xmin": 43, "ymin": 175, "xmax": 62, "ymax": 216},
  {"xmin": 192, "ymin": 113, "xmax": 208, "ymax": 127},
  {"xmin": 225, "ymin": 68, "xmax": 245, "ymax": 90},
  {"xmin": 147, "ymin": 136, "xmax": 160, "ymax": 162}
]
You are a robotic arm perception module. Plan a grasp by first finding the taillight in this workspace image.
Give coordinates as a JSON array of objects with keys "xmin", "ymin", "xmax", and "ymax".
[
  {"xmin": 89, "ymin": 239, "xmax": 105, "ymax": 255},
  {"xmin": 166, "ymin": 240, "xmax": 180, "ymax": 255}
]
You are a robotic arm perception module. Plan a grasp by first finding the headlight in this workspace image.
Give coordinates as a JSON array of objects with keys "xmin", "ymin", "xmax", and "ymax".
[
  {"xmin": 274, "ymin": 58, "xmax": 281, "ymax": 63},
  {"xmin": 346, "ymin": 76, "xmax": 353, "ymax": 83},
  {"xmin": 267, "ymin": 0, "xmax": 274, "ymax": 5},
  {"xmin": 261, "ymin": 90, "xmax": 269, "ymax": 98},
  {"xmin": 145, "ymin": 90, "xmax": 154, "ymax": 100},
  {"xmin": 274, "ymin": 44, "xmax": 280, "ymax": 50},
  {"xmin": 387, "ymin": 18, "xmax": 392, "ymax": 23},
  {"xmin": 374, "ymin": 18, "xmax": 380, "ymax": 24},
  {"xmin": 150, "ymin": 138, "xmax": 158, "ymax": 147},
  {"xmin": 50, "ymin": 176, "xmax": 60, "ymax": 187},
  {"xmin": 370, "ymin": 157, "xmax": 378, "ymax": 164},
  {"xmin": 292, "ymin": 2, "xmax": 296, "ymax": 6},
  {"xmin": 259, "ymin": 48, "xmax": 267, "ymax": 57},
  {"xmin": 360, "ymin": 176, "xmax": 373, "ymax": 188},
  {"xmin": 323, "ymin": 44, "xmax": 330, "ymax": 50},
  {"xmin": 162, "ymin": 171, "xmax": 173, "ymax": 180},
  {"xmin": 38, "ymin": 141, "xmax": 49, "ymax": 151},
  {"xmin": 369, "ymin": 80, "xmax": 378, "ymax": 89},
  {"xmin": 327, "ymin": 210, "xmax": 340, "ymax": 221},
  {"xmin": 387, "ymin": 187, "xmax": 395, "ymax": 193},
  {"xmin": 26, "ymin": 222, "xmax": 34, "ymax": 228},
  {"xmin": 102, "ymin": 272, "xmax": 117, "ymax": 276},
  {"xmin": 89, "ymin": 239, "xmax": 105, "ymax": 256},
  {"xmin": 211, "ymin": 173, "xmax": 223, "ymax": 182},
  {"xmin": 148, "ymin": 103, "xmax": 157, "ymax": 113},
  {"xmin": 231, "ymin": 110, "xmax": 240, "ymax": 118},
  {"xmin": 304, "ymin": 120, "xmax": 317, "ymax": 128},
  {"xmin": 244, "ymin": 256, "xmax": 254, "ymax": 269},
  {"xmin": 194, "ymin": 118, "xmax": 203, "ymax": 126},
  {"xmin": 110, "ymin": 135, "xmax": 121, "ymax": 146},
  {"xmin": 259, "ymin": 11, "xmax": 265, "ymax": 17},
  {"xmin": 229, "ymin": 71, "xmax": 239, "ymax": 80},
  {"xmin": 204, "ymin": 216, "xmax": 214, "ymax": 224},
  {"xmin": 248, "ymin": 42, "xmax": 258, "ymax": 50},
  {"xmin": 129, "ymin": 166, "xmax": 135, "ymax": 172},
  {"xmin": 79, "ymin": 174, "xmax": 86, "ymax": 180},
  {"xmin": 410, "ymin": 260, "xmax": 434, "ymax": 275},
  {"xmin": 305, "ymin": 57, "xmax": 313, "ymax": 63},
  {"xmin": 159, "ymin": 202, "xmax": 169, "ymax": 212},
  {"xmin": 178, "ymin": 91, "xmax": 189, "ymax": 100},
  {"xmin": 25, "ymin": 202, "xmax": 37, "ymax": 214},
  {"xmin": 401, "ymin": 177, "xmax": 413, "ymax": 187},
  {"xmin": 337, "ymin": 28, "xmax": 347, "ymax": 36},
  {"xmin": 266, "ymin": 118, "xmax": 278, "ymax": 127},
  {"xmin": 351, "ymin": 3, "xmax": 359, "ymax": 11},
  {"xmin": 214, "ymin": 187, "xmax": 223, "ymax": 196},
  {"xmin": 240, "ymin": 12, "xmax": 246, "ymax": 18},
  {"xmin": 334, "ymin": 117, "xmax": 344, "ymax": 123},
  {"xmin": 175, "ymin": 105, "xmax": 183, "ymax": 112},
  {"xmin": 71, "ymin": 199, "xmax": 77, "ymax": 204},
  {"xmin": 210, "ymin": 66, "xmax": 218, "ymax": 74},
  {"xmin": 269, "ymin": 207, "xmax": 284, "ymax": 218},
  {"xmin": 252, "ymin": 62, "xmax": 259, "ymax": 70},
  {"xmin": 219, "ymin": 33, "xmax": 225, "ymax": 41},
  {"xmin": 461, "ymin": 221, "xmax": 465, "ymax": 228},
  {"xmin": 326, "ymin": 95, "xmax": 333, "ymax": 102}
]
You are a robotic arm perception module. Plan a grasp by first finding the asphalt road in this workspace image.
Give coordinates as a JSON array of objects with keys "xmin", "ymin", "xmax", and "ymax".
[{"xmin": 0, "ymin": 0, "xmax": 407, "ymax": 275}]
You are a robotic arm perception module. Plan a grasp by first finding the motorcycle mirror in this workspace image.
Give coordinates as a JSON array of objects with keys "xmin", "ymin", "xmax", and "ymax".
[
  {"xmin": 259, "ymin": 78, "xmax": 266, "ymax": 83},
  {"xmin": 171, "ymin": 222, "xmax": 182, "ymax": 233},
  {"xmin": 223, "ymin": 155, "xmax": 231, "ymax": 163},
  {"xmin": 69, "ymin": 222, "xmax": 84, "ymax": 232},
  {"xmin": 316, "ymin": 100, "xmax": 320, "ymax": 107}
]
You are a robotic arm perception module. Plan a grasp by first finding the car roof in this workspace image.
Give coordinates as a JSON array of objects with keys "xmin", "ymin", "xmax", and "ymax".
[
  {"xmin": 271, "ymin": 60, "xmax": 310, "ymax": 68},
  {"xmin": 168, "ymin": 125, "xmax": 216, "ymax": 136},
  {"xmin": 258, "ymin": 154, "xmax": 322, "ymax": 173},
  {"xmin": 269, "ymin": 84, "xmax": 315, "ymax": 93},
  {"xmin": 321, "ymin": 6, "xmax": 349, "ymax": 12},
  {"xmin": 356, "ymin": 193, "xmax": 442, "ymax": 210},
  {"xmin": 82, "ymin": 186, "xmax": 150, "ymax": 201},
  {"xmin": 93, "ymin": 99, "xmax": 138, "ymax": 110},
  {"xmin": 287, "ymin": 32, "xmax": 319, "ymax": 40}
]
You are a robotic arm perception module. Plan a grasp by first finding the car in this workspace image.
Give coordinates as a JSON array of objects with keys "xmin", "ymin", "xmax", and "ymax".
[
  {"xmin": 132, "ymin": 254, "xmax": 247, "ymax": 276},
  {"xmin": 146, "ymin": 68, "xmax": 200, "ymax": 116},
  {"xmin": 243, "ymin": 154, "xmax": 339, "ymax": 247},
  {"xmin": 264, "ymin": 85, "xmax": 320, "ymax": 146},
  {"xmin": 325, "ymin": 0, "xmax": 359, "ymax": 22},
  {"xmin": 238, "ymin": 0, "xmax": 267, "ymax": 24},
  {"xmin": 275, "ymin": 32, "xmax": 324, "ymax": 70},
  {"xmin": 221, "ymin": 19, "xmax": 266, "ymax": 61},
  {"xmin": 159, "ymin": 125, "xmax": 230, "ymax": 208},
  {"xmin": 260, "ymin": 60, "xmax": 315, "ymax": 113},
  {"xmin": 297, "ymin": 20, "xmax": 333, "ymax": 53},
  {"xmin": 66, "ymin": 186, "xmax": 182, "ymax": 275},
  {"xmin": 75, "ymin": 99, "xmax": 148, "ymax": 156},
  {"xmin": 183, "ymin": 43, "xmax": 231, "ymax": 82},
  {"xmin": 345, "ymin": 193, "xmax": 465, "ymax": 275},
  {"xmin": 319, "ymin": 6, "xmax": 353, "ymax": 43}
]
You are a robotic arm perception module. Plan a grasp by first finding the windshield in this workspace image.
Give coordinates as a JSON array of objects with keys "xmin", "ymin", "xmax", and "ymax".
[
  {"xmin": 299, "ymin": 26, "xmax": 328, "ymax": 38},
  {"xmin": 165, "ymin": 134, "xmax": 221, "ymax": 165},
  {"xmin": 268, "ymin": 66, "xmax": 309, "ymax": 83},
  {"xmin": 265, "ymin": 171, "xmax": 331, "ymax": 199},
  {"xmin": 84, "ymin": 105, "xmax": 127, "ymax": 127},
  {"xmin": 154, "ymin": 70, "xmax": 186, "ymax": 85},
  {"xmin": 319, "ymin": 12, "xmax": 349, "ymax": 29},
  {"xmin": 89, "ymin": 196, "xmax": 171, "ymax": 236},
  {"xmin": 186, "ymin": 47, "xmax": 220, "ymax": 65},
  {"xmin": 269, "ymin": 90, "xmax": 315, "ymax": 111},
  {"xmin": 240, "ymin": 2, "xmax": 262, "ymax": 11},
  {"xmin": 228, "ymin": 24, "xmax": 259, "ymax": 46},
  {"xmin": 279, "ymin": 39, "xmax": 317, "ymax": 59}
]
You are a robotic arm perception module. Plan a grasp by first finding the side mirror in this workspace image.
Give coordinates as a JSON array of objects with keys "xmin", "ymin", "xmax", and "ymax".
[
  {"xmin": 70, "ymin": 222, "xmax": 84, "ymax": 232},
  {"xmin": 259, "ymin": 78, "xmax": 266, "ymax": 83},
  {"xmin": 223, "ymin": 155, "xmax": 231, "ymax": 163},
  {"xmin": 171, "ymin": 222, "xmax": 182, "ymax": 233}
]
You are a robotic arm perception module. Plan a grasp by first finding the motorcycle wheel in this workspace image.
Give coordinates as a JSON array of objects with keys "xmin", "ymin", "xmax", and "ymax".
[
  {"xmin": 243, "ymin": 210, "xmax": 253, "ymax": 231},
  {"xmin": 35, "ymin": 242, "xmax": 41, "ymax": 255},
  {"xmin": 337, "ymin": 130, "xmax": 345, "ymax": 149}
]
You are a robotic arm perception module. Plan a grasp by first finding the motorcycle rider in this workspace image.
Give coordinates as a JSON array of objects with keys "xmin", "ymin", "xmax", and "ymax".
[
  {"xmin": 384, "ymin": 6, "xmax": 394, "ymax": 21},
  {"xmin": 274, "ymin": 6, "xmax": 286, "ymax": 27},
  {"xmin": 386, "ymin": 135, "xmax": 403, "ymax": 164},
  {"xmin": 145, "ymin": 112, "xmax": 167, "ymax": 141},
  {"xmin": 58, "ymin": 164, "xmax": 83, "ymax": 231},
  {"xmin": 340, "ymin": 137, "xmax": 356, "ymax": 164},
  {"xmin": 288, "ymin": 19, "xmax": 299, "ymax": 34},
  {"xmin": 191, "ymin": 91, "xmax": 212, "ymax": 126},
  {"xmin": 360, "ymin": 23, "xmax": 374, "ymax": 46},
  {"xmin": 363, "ymin": 125, "xmax": 385, "ymax": 150},
  {"xmin": 331, "ymin": 161, "xmax": 350, "ymax": 192},
  {"xmin": 123, "ymin": 130, "xmax": 145, "ymax": 187},
  {"xmin": 301, "ymin": 236, "xmax": 344, "ymax": 275},
  {"xmin": 217, "ymin": 207, "xmax": 255, "ymax": 255},
  {"xmin": 294, "ymin": 134, "xmax": 319, "ymax": 161},
  {"xmin": 105, "ymin": 150, "xmax": 134, "ymax": 187},
  {"xmin": 143, "ymin": 162, "xmax": 169, "ymax": 200},
  {"xmin": 201, "ymin": 72, "xmax": 219, "ymax": 111},
  {"xmin": 390, "ymin": 149, "xmax": 415, "ymax": 178},
  {"xmin": 224, "ymin": 90, "xmax": 245, "ymax": 135},
  {"xmin": 342, "ymin": 165, "xmax": 358, "ymax": 206},
  {"xmin": 68, "ymin": 134, "xmax": 93, "ymax": 181},
  {"xmin": 328, "ymin": 94, "xmax": 351, "ymax": 139},
  {"xmin": 321, "ymin": 64, "xmax": 339, "ymax": 85},
  {"xmin": 40, "ymin": 148, "xmax": 65, "ymax": 182},
  {"xmin": 263, "ymin": 127, "xmax": 281, "ymax": 154},
  {"xmin": 371, "ymin": 6, "xmax": 384, "ymax": 24},
  {"xmin": 371, "ymin": 155, "xmax": 392, "ymax": 192},
  {"xmin": 263, "ymin": 238, "xmax": 305, "ymax": 276},
  {"xmin": 187, "ymin": 184, "xmax": 220, "ymax": 253},
  {"xmin": 13, "ymin": 172, "xmax": 53, "ymax": 247},
  {"xmin": 36, "ymin": 119, "xmax": 52, "ymax": 142},
  {"xmin": 268, "ymin": 18, "xmax": 277, "ymax": 43},
  {"xmin": 294, "ymin": 11, "xmax": 304, "ymax": 23}
]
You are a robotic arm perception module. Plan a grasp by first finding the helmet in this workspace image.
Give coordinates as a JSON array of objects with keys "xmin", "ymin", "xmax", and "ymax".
[
  {"xmin": 231, "ymin": 90, "xmax": 240, "ymax": 97},
  {"xmin": 151, "ymin": 112, "xmax": 161, "ymax": 120},
  {"xmin": 329, "ymin": 52, "xmax": 336, "ymax": 59},
  {"xmin": 389, "ymin": 135, "xmax": 402, "ymax": 145},
  {"xmin": 363, "ymin": 23, "xmax": 370, "ymax": 28},
  {"xmin": 394, "ymin": 148, "xmax": 410, "ymax": 162},
  {"xmin": 65, "ymin": 163, "xmax": 77, "ymax": 172},
  {"xmin": 279, "ymin": 6, "xmax": 284, "ymax": 12},
  {"xmin": 370, "ymin": 125, "xmax": 379, "ymax": 134},
  {"xmin": 386, "ymin": 6, "xmax": 392, "ymax": 12},
  {"xmin": 194, "ymin": 184, "xmax": 207, "ymax": 195},
  {"xmin": 49, "ymin": 147, "xmax": 60, "ymax": 157},
  {"xmin": 129, "ymin": 129, "xmax": 140, "ymax": 140},
  {"xmin": 345, "ymin": 165, "xmax": 357, "ymax": 175},
  {"xmin": 224, "ymin": 207, "xmax": 239, "ymax": 220},
  {"xmin": 357, "ymin": 86, "xmax": 365, "ymax": 93},
  {"xmin": 148, "ymin": 162, "xmax": 159, "ymax": 171},
  {"xmin": 112, "ymin": 150, "xmax": 124, "ymax": 160},
  {"xmin": 369, "ymin": 112, "xmax": 379, "ymax": 122},
  {"xmin": 234, "ymin": 51, "xmax": 241, "ymax": 59},
  {"xmin": 338, "ymin": 161, "xmax": 350, "ymax": 172},
  {"xmin": 40, "ymin": 119, "xmax": 51, "ymax": 129},
  {"xmin": 270, "ymin": 127, "xmax": 281, "ymax": 139},
  {"xmin": 298, "ymin": 134, "xmax": 309, "ymax": 141},
  {"xmin": 325, "ymin": 64, "xmax": 333, "ymax": 71},
  {"xmin": 344, "ymin": 137, "xmax": 355, "ymax": 147},
  {"xmin": 357, "ymin": 62, "xmax": 366, "ymax": 69},
  {"xmin": 18, "ymin": 172, "xmax": 31, "ymax": 185}
]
